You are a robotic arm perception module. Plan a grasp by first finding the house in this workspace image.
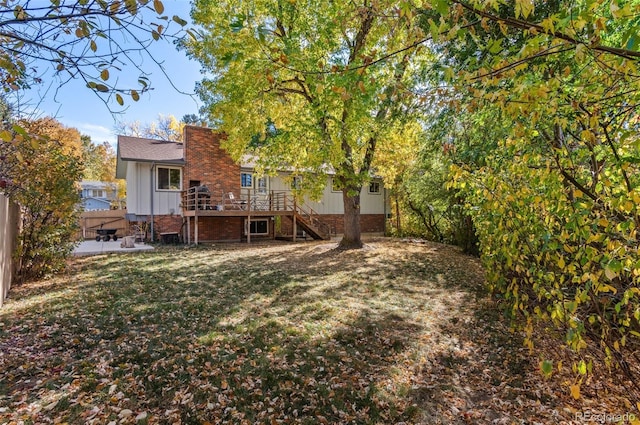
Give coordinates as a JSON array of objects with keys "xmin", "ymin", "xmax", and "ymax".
[
  {"xmin": 115, "ymin": 125, "xmax": 389, "ymax": 243},
  {"xmin": 80, "ymin": 180, "xmax": 117, "ymax": 211}
]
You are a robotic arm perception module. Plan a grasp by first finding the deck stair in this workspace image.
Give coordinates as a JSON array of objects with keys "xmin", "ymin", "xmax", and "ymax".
[{"xmin": 292, "ymin": 204, "xmax": 330, "ymax": 240}]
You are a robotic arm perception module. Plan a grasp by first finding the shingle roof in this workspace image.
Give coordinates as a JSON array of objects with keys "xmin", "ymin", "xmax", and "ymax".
[{"xmin": 117, "ymin": 135, "xmax": 184, "ymax": 163}]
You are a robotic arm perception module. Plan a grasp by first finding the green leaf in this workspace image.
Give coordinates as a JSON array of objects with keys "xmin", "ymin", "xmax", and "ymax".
[
  {"xmin": 116, "ymin": 93, "xmax": 124, "ymax": 106},
  {"xmin": 432, "ymin": 0, "xmax": 449, "ymax": 15},
  {"xmin": 230, "ymin": 15, "xmax": 245, "ymax": 33},
  {"xmin": 488, "ymin": 39, "xmax": 503, "ymax": 54},
  {"xmin": 125, "ymin": 0, "xmax": 138, "ymax": 15},
  {"xmin": 540, "ymin": 359, "xmax": 553, "ymax": 377},
  {"xmin": 172, "ymin": 15, "xmax": 187, "ymax": 26},
  {"xmin": 577, "ymin": 360, "xmax": 587, "ymax": 375}
]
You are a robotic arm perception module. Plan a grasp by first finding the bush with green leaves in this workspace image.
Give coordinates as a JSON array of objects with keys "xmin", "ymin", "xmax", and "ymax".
[
  {"xmin": 425, "ymin": 0, "xmax": 640, "ymax": 395},
  {"xmin": 2, "ymin": 118, "xmax": 83, "ymax": 281}
]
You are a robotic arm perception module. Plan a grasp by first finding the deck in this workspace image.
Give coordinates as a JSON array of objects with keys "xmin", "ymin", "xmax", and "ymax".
[{"xmin": 181, "ymin": 187, "xmax": 331, "ymax": 243}]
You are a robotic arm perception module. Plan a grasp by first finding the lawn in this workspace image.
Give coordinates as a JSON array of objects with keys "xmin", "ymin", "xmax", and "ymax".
[{"xmin": 0, "ymin": 238, "xmax": 633, "ymax": 424}]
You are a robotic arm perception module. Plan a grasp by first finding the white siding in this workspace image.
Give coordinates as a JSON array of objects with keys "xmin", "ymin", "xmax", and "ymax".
[
  {"xmin": 269, "ymin": 174, "xmax": 386, "ymax": 215},
  {"xmin": 126, "ymin": 162, "xmax": 182, "ymax": 216},
  {"xmin": 126, "ymin": 161, "xmax": 140, "ymax": 213}
]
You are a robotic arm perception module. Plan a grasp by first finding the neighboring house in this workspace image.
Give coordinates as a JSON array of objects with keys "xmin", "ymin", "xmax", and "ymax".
[
  {"xmin": 116, "ymin": 125, "xmax": 389, "ymax": 243},
  {"xmin": 80, "ymin": 180, "xmax": 118, "ymax": 211}
]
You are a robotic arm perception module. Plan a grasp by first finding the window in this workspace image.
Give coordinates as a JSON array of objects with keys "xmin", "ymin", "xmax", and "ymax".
[
  {"xmin": 241, "ymin": 173, "xmax": 253, "ymax": 188},
  {"xmin": 157, "ymin": 167, "xmax": 182, "ymax": 191},
  {"xmin": 244, "ymin": 219, "xmax": 269, "ymax": 235},
  {"xmin": 91, "ymin": 189, "xmax": 105, "ymax": 198},
  {"xmin": 292, "ymin": 176, "xmax": 302, "ymax": 190},
  {"xmin": 257, "ymin": 177, "xmax": 267, "ymax": 194},
  {"xmin": 369, "ymin": 181, "xmax": 381, "ymax": 194}
]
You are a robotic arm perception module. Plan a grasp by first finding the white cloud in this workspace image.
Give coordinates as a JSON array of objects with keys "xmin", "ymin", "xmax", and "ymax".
[{"xmin": 69, "ymin": 122, "xmax": 117, "ymax": 146}]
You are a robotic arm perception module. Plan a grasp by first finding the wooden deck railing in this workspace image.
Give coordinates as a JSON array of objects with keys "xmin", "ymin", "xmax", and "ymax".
[{"xmin": 181, "ymin": 187, "xmax": 330, "ymax": 239}]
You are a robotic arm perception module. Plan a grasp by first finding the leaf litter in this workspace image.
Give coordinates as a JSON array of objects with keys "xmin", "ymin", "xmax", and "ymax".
[{"xmin": 0, "ymin": 238, "xmax": 638, "ymax": 424}]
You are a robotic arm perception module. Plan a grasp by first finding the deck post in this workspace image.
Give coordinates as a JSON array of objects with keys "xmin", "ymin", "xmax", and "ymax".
[
  {"xmin": 247, "ymin": 188, "xmax": 251, "ymax": 244},
  {"xmin": 195, "ymin": 207, "xmax": 199, "ymax": 246},
  {"xmin": 187, "ymin": 216, "xmax": 191, "ymax": 244},
  {"xmin": 293, "ymin": 197, "xmax": 297, "ymax": 242}
]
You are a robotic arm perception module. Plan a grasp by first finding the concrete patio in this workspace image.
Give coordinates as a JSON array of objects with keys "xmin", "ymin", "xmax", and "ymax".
[{"xmin": 73, "ymin": 240, "xmax": 155, "ymax": 256}]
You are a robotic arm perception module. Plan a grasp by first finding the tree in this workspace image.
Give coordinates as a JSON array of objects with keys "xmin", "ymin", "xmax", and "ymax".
[
  {"xmin": 6, "ymin": 117, "xmax": 83, "ymax": 281},
  {"xmin": 182, "ymin": 113, "xmax": 209, "ymax": 127},
  {"xmin": 423, "ymin": 0, "xmax": 640, "ymax": 393},
  {"xmin": 81, "ymin": 136, "xmax": 117, "ymax": 182},
  {"xmin": 185, "ymin": 0, "xmax": 430, "ymax": 249},
  {"xmin": 115, "ymin": 114, "xmax": 184, "ymax": 142},
  {"xmin": 0, "ymin": 0, "xmax": 188, "ymax": 107}
]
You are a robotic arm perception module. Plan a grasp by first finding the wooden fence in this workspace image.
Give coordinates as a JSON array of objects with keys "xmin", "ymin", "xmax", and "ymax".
[
  {"xmin": 78, "ymin": 210, "xmax": 127, "ymax": 241},
  {"xmin": 1, "ymin": 194, "xmax": 20, "ymax": 307}
]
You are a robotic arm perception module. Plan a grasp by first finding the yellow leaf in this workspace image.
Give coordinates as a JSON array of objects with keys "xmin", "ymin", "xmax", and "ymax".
[
  {"xmin": 570, "ymin": 383, "xmax": 581, "ymax": 399},
  {"xmin": 610, "ymin": 1, "xmax": 620, "ymax": 18},
  {"xmin": 110, "ymin": 1, "xmax": 121, "ymax": 14},
  {"xmin": 221, "ymin": 380, "xmax": 228, "ymax": 390},
  {"xmin": 0, "ymin": 130, "xmax": 12, "ymax": 142},
  {"xmin": 604, "ymin": 267, "xmax": 617, "ymax": 281},
  {"xmin": 154, "ymin": 0, "xmax": 164, "ymax": 14}
]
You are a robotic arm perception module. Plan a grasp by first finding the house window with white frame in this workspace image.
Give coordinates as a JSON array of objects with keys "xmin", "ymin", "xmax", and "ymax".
[
  {"xmin": 244, "ymin": 218, "xmax": 269, "ymax": 235},
  {"xmin": 157, "ymin": 167, "xmax": 182, "ymax": 191},
  {"xmin": 369, "ymin": 181, "xmax": 381, "ymax": 194},
  {"xmin": 241, "ymin": 172, "xmax": 253, "ymax": 188},
  {"xmin": 256, "ymin": 176, "xmax": 267, "ymax": 194}
]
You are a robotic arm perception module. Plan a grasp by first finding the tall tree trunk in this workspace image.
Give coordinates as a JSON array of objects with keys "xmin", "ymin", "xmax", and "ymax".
[
  {"xmin": 395, "ymin": 195, "xmax": 401, "ymax": 235},
  {"xmin": 339, "ymin": 187, "xmax": 363, "ymax": 249}
]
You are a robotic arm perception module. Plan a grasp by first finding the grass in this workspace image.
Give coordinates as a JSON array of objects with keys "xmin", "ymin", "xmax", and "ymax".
[{"xmin": 0, "ymin": 238, "xmax": 632, "ymax": 424}]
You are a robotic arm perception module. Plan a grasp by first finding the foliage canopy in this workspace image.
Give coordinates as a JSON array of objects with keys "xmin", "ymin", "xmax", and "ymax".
[
  {"xmin": 424, "ymin": 0, "xmax": 640, "ymax": 394},
  {"xmin": 0, "ymin": 0, "xmax": 189, "ymax": 107},
  {"xmin": 186, "ymin": 0, "xmax": 430, "ymax": 248}
]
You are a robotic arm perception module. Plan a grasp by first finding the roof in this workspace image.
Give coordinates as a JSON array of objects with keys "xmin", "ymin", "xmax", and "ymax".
[
  {"xmin": 116, "ymin": 135, "xmax": 185, "ymax": 179},
  {"xmin": 81, "ymin": 180, "xmax": 116, "ymax": 190},
  {"xmin": 117, "ymin": 135, "xmax": 184, "ymax": 163}
]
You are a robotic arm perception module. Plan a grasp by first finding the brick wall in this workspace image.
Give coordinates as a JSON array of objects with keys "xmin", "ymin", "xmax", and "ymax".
[
  {"xmin": 190, "ymin": 216, "xmax": 243, "ymax": 242},
  {"xmin": 279, "ymin": 214, "xmax": 385, "ymax": 236},
  {"xmin": 151, "ymin": 214, "xmax": 184, "ymax": 240},
  {"xmin": 183, "ymin": 126, "xmax": 240, "ymax": 202}
]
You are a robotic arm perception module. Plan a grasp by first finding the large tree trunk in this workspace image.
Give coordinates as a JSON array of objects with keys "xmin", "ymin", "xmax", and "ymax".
[{"xmin": 339, "ymin": 187, "xmax": 363, "ymax": 249}]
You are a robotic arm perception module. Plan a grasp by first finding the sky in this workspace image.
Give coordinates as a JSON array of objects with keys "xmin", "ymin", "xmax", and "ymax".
[{"xmin": 21, "ymin": 0, "xmax": 202, "ymax": 146}]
